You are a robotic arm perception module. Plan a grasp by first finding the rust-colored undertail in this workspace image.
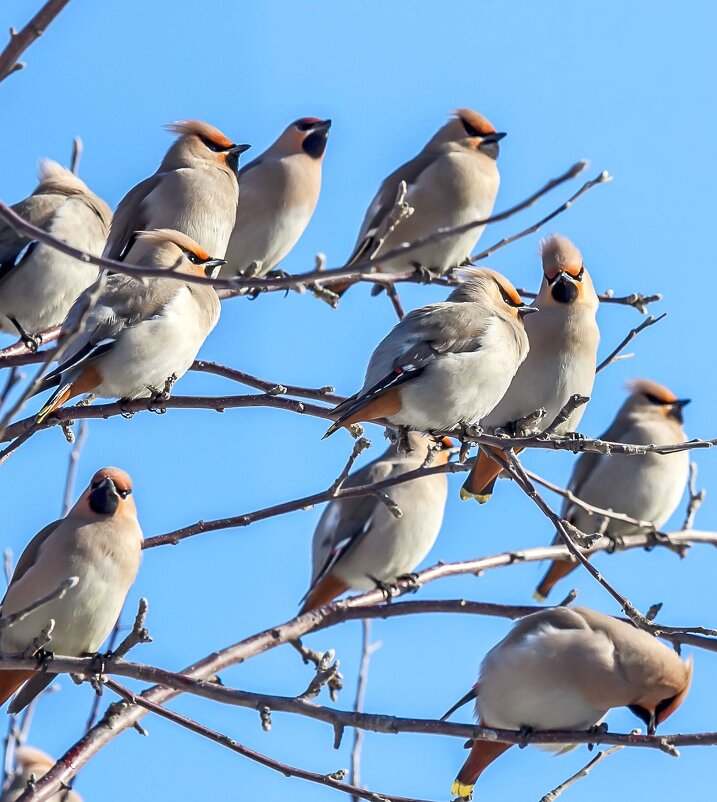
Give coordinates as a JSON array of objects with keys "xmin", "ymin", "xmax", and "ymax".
[
  {"xmin": 300, "ymin": 574, "xmax": 349, "ymax": 614},
  {"xmin": 460, "ymin": 446, "xmax": 525, "ymax": 503},
  {"xmin": 0, "ymin": 670, "xmax": 36, "ymax": 708},
  {"xmin": 451, "ymin": 739, "xmax": 512, "ymax": 798},
  {"xmin": 35, "ymin": 365, "xmax": 101, "ymax": 423},
  {"xmin": 323, "ymin": 387, "xmax": 402, "ymax": 438},
  {"xmin": 534, "ymin": 556, "xmax": 580, "ymax": 602}
]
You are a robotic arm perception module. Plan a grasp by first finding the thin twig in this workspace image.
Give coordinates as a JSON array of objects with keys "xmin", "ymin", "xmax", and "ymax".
[
  {"xmin": 70, "ymin": 136, "xmax": 83, "ymax": 175},
  {"xmin": 350, "ymin": 621, "xmax": 381, "ymax": 801},
  {"xmin": 0, "ymin": 577, "xmax": 78, "ymax": 631},
  {"xmin": 0, "ymin": 0, "xmax": 71, "ymax": 84},
  {"xmin": 470, "ymin": 170, "xmax": 611, "ymax": 263},
  {"xmin": 682, "ymin": 463, "xmax": 706, "ymax": 531},
  {"xmin": 539, "ymin": 743, "xmax": 626, "ymax": 802},
  {"xmin": 61, "ymin": 420, "xmax": 88, "ymax": 516},
  {"xmin": 596, "ymin": 313, "xmax": 666, "ymax": 373}
]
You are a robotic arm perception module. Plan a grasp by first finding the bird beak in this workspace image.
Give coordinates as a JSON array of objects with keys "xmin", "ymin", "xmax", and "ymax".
[
  {"xmin": 313, "ymin": 119, "xmax": 332, "ymax": 133},
  {"xmin": 88, "ymin": 477, "xmax": 120, "ymax": 516},
  {"xmin": 229, "ymin": 143, "xmax": 251, "ymax": 155},
  {"xmin": 518, "ymin": 305, "xmax": 538, "ymax": 318},
  {"xmin": 647, "ymin": 710, "xmax": 657, "ymax": 736},
  {"xmin": 204, "ymin": 258, "xmax": 227, "ymax": 269},
  {"xmin": 203, "ymin": 258, "xmax": 226, "ymax": 278},
  {"xmin": 481, "ymin": 131, "xmax": 507, "ymax": 144},
  {"xmin": 675, "ymin": 398, "xmax": 691, "ymax": 409}
]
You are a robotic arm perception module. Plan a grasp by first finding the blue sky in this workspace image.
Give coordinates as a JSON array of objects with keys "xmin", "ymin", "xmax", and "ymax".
[{"xmin": 1, "ymin": 1, "xmax": 716, "ymax": 800}]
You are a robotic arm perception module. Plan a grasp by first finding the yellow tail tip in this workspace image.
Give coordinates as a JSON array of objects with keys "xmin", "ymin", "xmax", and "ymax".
[
  {"xmin": 532, "ymin": 589, "xmax": 547, "ymax": 603},
  {"xmin": 322, "ymin": 423, "xmax": 339, "ymax": 440},
  {"xmin": 451, "ymin": 779, "xmax": 474, "ymax": 799},
  {"xmin": 459, "ymin": 487, "xmax": 491, "ymax": 504}
]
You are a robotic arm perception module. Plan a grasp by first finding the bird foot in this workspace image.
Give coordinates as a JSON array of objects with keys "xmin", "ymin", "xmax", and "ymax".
[
  {"xmin": 32, "ymin": 648, "xmax": 54, "ymax": 670},
  {"xmin": 9, "ymin": 318, "xmax": 40, "ymax": 352},
  {"xmin": 396, "ymin": 573, "xmax": 422, "ymax": 593},
  {"xmin": 393, "ymin": 426, "xmax": 413, "ymax": 455},
  {"xmin": 605, "ymin": 534, "xmax": 625, "ymax": 554},
  {"xmin": 119, "ymin": 399, "xmax": 136, "ymax": 419},
  {"xmin": 518, "ymin": 725, "xmax": 534, "ymax": 748},
  {"xmin": 370, "ymin": 576, "xmax": 399, "ymax": 603},
  {"xmin": 86, "ymin": 651, "xmax": 108, "ymax": 677},
  {"xmin": 412, "ymin": 263, "xmax": 437, "ymax": 284}
]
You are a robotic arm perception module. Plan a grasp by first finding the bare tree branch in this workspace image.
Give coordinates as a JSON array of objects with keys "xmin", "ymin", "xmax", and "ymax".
[
  {"xmin": 538, "ymin": 743, "xmax": 627, "ymax": 802},
  {"xmin": 596, "ymin": 313, "xmax": 666, "ymax": 373},
  {"xmin": 0, "ymin": 0, "xmax": 70, "ymax": 84}
]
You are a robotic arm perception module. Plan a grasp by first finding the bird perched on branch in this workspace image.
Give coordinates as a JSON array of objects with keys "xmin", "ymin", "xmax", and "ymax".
[
  {"xmin": 222, "ymin": 117, "xmax": 331, "ymax": 279},
  {"xmin": 335, "ymin": 109, "xmax": 504, "ymax": 295},
  {"xmin": 446, "ymin": 606, "xmax": 692, "ymax": 798},
  {"xmin": 104, "ymin": 120, "xmax": 249, "ymax": 261},
  {"xmin": 0, "ymin": 467, "xmax": 143, "ymax": 714},
  {"xmin": 1, "ymin": 746, "xmax": 82, "ymax": 802},
  {"xmin": 324, "ymin": 268, "xmax": 534, "ymax": 437},
  {"xmin": 534, "ymin": 379, "xmax": 690, "ymax": 600},
  {"xmin": 301, "ymin": 433, "xmax": 451, "ymax": 612},
  {"xmin": 461, "ymin": 235, "xmax": 600, "ymax": 502},
  {"xmin": 0, "ymin": 160, "xmax": 111, "ymax": 348},
  {"xmin": 33, "ymin": 229, "xmax": 223, "ymax": 422}
]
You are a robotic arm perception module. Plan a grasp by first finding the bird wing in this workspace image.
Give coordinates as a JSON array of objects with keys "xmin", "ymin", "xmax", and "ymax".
[
  {"xmin": 0, "ymin": 191, "xmax": 71, "ymax": 286},
  {"xmin": 305, "ymin": 458, "xmax": 396, "ymax": 594},
  {"xmin": 562, "ymin": 414, "xmax": 634, "ymax": 518},
  {"xmin": 345, "ymin": 151, "xmax": 439, "ymax": 266},
  {"xmin": 330, "ymin": 303, "xmax": 488, "ymax": 428},
  {"xmin": 0, "ymin": 520, "xmax": 62, "ymax": 609},
  {"xmin": 40, "ymin": 275, "xmax": 178, "ymax": 385},
  {"xmin": 103, "ymin": 173, "xmax": 163, "ymax": 260}
]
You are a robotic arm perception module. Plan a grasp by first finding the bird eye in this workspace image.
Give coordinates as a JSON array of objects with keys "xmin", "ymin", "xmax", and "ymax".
[
  {"xmin": 183, "ymin": 249, "xmax": 200, "ymax": 264},
  {"xmin": 461, "ymin": 119, "xmax": 482, "ymax": 137},
  {"xmin": 575, "ymin": 266, "xmax": 585, "ymax": 281},
  {"xmin": 118, "ymin": 489, "xmax": 131, "ymax": 499},
  {"xmin": 90, "ymin": 480, "xmax": 101, "ymax": 489},
  {"xmin": 200, "ymin": 135, "xmax": 231, "ymax": 153},
  {"xmin": 644, "ymin": 392, "xmax": 669, "ymax": 406},
  {"xmin": 296, "ymin": 120, "xmax": 316, "ymax": 132},
  {"xmin": 494, "ymin": 279, "xmax": 521, "ymax": 308}
]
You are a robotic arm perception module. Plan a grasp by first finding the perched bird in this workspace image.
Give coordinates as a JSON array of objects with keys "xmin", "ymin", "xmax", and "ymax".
[
  {"xmin": 461, "ymin": 235, "xmax": 600, "ymax": 502},
  {"xmin": 534, "ymin": 380, "xmax": 690, "ymax": 600},
  {"xmin": 337, "ymin": 109, "xmax": 504, "ymax": 294},
  {"xmin": 222, "ymin": 118, "xmax": 331, "ymax": 278},
  {"xmin": 448, "ymin": 606, "xmax": 693, "ymax": 798},
  {"xmin": 0, "ymin": 160, "xmax": 111, "ymax": 346},
  {"xmin": 301, "ymin": 433, "xmax": 451, "ymax": 612},
  {"xmin": 33, "ymin": 229, "xmax": 223, "ymax": 422},
  {"xmin": 104, "ymin": 120, "xmax": 249, "ymax": 261},
  {"xmin": 1, "ymin": 746, "xmax": 82, "ymax": 802},
  {"xmin": 324, "ymin": 268, "xmax": 534, "ymax": 437},
  {"xmin": 0, "ymin": 467, "xmax": 143, "ymax": 714}
]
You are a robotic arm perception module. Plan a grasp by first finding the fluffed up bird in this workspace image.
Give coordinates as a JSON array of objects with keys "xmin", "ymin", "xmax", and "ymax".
[
  {"xmin": 1, "ymin": 746, "xmax": 82, "ymax": 802},
  {"xmin": 33, "ymin": 229, "xmax": 222, "ymax": 422},
  {"xmin": 223, "ymin": 118, "xmax": 331, "ymax": 278},
  {"xmin": 324, "ymin": 268, "xmax": 534, "ymax": 437},
  {"xmin": 104, "ymin": 120, "xmax": 249, "ymax": 261},
  {"xmin": 534, "ymin": 379, "xmax": 690, "ymax": 601},
  {"xmin": 0, "ymin": 160, "xmax": 111, "ymax": 346},
  {"xmin": 447, "ymin": 606, "xmax": 693, "ymax": 798},
  {"xmin": 461, "ymin": 235, "xmax": 600, "ymax": 502},
  {"xmin": 337, "ymin": 109, "xmax": 504, "ymax": 294},
  {"xmin": 300, "ymin": 433, "xmax": 451, "ymax": 612},
  {"xmin": 0, "ymin": 467, "xmax": 143, "ymax": 714}
]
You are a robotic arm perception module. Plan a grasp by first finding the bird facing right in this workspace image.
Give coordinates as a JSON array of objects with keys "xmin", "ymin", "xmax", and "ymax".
[
  {"xmin": 447, "ymin": 606, "xmax": 693, "ymax": 798},
  {"xmin": 336, "ymin": 109, "xmax": 505, "ymax": 294},
  {"xmin": 324, "ymin": 268, "xmax": 535, "ymax": 437},
  {"xmin": 0, "ymin": 467, "xmax": 143, "ymax": 714},
  {"xmin": 535, "ymin": 379, "xmax": 691, "ymax": 601},
  {"xmin": 223, "ymin": 117, "xmax": 331, "ymax": 278},
  {"xmin": 104, "ymin": 120, "xmax": 250, "ymax": 262}
]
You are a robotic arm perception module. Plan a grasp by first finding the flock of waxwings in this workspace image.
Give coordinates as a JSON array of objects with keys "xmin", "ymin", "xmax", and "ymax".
[{"xmin": 0, "ymin": 109, "xmax": 696, "ymax": 800}]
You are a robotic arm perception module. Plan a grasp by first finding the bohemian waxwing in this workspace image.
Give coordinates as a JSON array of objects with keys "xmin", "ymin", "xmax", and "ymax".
[
  {"xmin": 324, "ymin": 268, "xmax": 534, "ymax": 436},
  {"xmin": 447, "ymin": 606, "xmax": 692, "ymax": 798},
  {"xmin": 301, "ymin": 433, "xmax": 451, "ymax": 612},
  {"xmin": 462, "ymin": 235, "xmax": 600, "ymax": 502},
  {"xmin": 222, "ymin": 117, "xmax": 331, "ymax": 278},
  {"xmin": 1, "ymin": 746, "xmax": 82, "ymax": 802},
  {"xmin": 33, "ymin": 229, "xmax": 222, "ymax": 421},
  {"xmin": 0, "ymin": 160, "xmax": 111, "ymax": 345},
  {"xmin": 0, "ymin": 467, "xmax": 143, "ymax": 714},
  {"xmin": 336, "ymin": 109, "xmax": 504, "ymax": 294},
  {"xmin": 535, "ymin": 380, "xmax": 690, "ymax": 600},
  {"xmin": 104, "ymin": 121, "xmax": 249, "ymax": 261}
]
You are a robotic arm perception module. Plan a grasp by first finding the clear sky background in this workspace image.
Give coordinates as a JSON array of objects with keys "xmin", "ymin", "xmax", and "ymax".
[{"xmin": 1, "ymin": 1, "xmax": 716, "ymax": 800}]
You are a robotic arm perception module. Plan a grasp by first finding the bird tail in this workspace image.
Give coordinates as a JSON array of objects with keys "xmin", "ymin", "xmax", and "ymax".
[
  {"xmin": 0, "ymin": 669, "xmax": 36, "ymax": 708},
  {"xmin": 35, "ymin": 383, "xmax": 73, "ymax": 423},
  {"xmin": 460, "ymin": 448, "xmax": 504, "ymax": 502},
  {"xmin": 299, "ymin": 575, "xmax": 349, "ymax": 614},
  {"xmin": 452, "ymin": 740, "xmax": 512, "ymax": 798},
  {"xmin": 8, "ymin": 673, "xmax": 56, "ymax": 714},
  {"xmin": 534, "ymin": 557, "xmax": 578, "ymax": 602}
]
